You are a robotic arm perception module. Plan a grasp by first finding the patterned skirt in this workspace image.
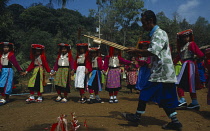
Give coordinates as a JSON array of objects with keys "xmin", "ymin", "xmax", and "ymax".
[
  {"xmin": 126, "ymin": 70, "xmax": 138, "ymax": 85},
  {"xmin": 106, "ymin": 68, "xmax": 121, "ymax": 89},
  {"xmin": 0, "ymin": 68, "xmax": 14, "ymax": 95},
  {"xmin": 54, "ymin": 67, "xmax": 70, "ymax": 92}
]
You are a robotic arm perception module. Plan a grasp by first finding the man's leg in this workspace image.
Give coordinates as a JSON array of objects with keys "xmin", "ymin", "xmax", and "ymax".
[
  {"xmin": 162, "ymin": 108, "xmax": 182, "ymax": 130},
  {"xmin": 124, "ymin": 99, "xmax": 146, "ymax": 122},
  {"xmin": 162, "ymin": 83, "xmax": 182, "ymax": 130}
]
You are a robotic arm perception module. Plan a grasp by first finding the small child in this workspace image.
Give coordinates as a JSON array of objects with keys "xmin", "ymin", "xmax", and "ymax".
[
  {"xmin": 51, "ymin": 43, "xmax": 74, "ymax": 103},
  {"xmin": 135, "ymin": 41, "xmax": 151, "ymax": 91},
  {"xmin": 125, "ymin": 56, "xmax": 139, "ymax": 93},
  {"xmin": 87, "ymin": 47, "xmax": 103, "ymax": 104},
  {"xmin": 103, "ymin": 47, "xmax": 132, "ymax": 103},
  {"xmin": 23, "ymin": 44, "xmax": 51, "ymax": 103},
  {"xmin": 0, "ymin": 42, "xmax": 22, "ymax": 105},
  {"xmin": 174, "ymin": 29, "xmax": 204, "ymax": 110},
  {"xmin": 74, "ymin": 43, "xmax": 92, "ymax": 103}
]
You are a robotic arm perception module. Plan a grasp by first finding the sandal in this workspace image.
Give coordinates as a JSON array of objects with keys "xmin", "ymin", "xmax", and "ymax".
[
  {"xmin": 35, "ymin": 97, "xmax": 43, "ymax": 103},
  {"xmin": 114, "ymin": 99, "xmax": 118, "ymax": 103},
  {"xmin": 55, "ymin": 96, "xmax": 62, "ymax": 102},
  {"xmin": 109, "ymin": 99, "xmax": 114, "ymax": 103},
  {"xmin": 26, "ymin": 97, "xmax": 35, "ymax": 103},
  {"xmin": 0, "ymin": 99, "xmax": 6, "ymax": 106},
  {"xmin": 60, "ymin": 98, "xmax": 68, "ymax": 103}
]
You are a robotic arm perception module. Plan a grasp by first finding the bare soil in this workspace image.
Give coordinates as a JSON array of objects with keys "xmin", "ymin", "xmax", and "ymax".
[{"xmin": 0, "ymin": 86, "xmax": 210, "ymax": 131}]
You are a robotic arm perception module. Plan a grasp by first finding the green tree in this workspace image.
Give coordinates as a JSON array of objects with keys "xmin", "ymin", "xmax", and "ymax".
[
  {"xmin": 0, "ymin": 0, "xmax": 13, "ymax": 42},
  {"xmin": 155, "ymin": 11, "xmax": 192, "ymax": 54},
  {"xmin": 0, "ymin": 0, "xmax": 9, "ymax": 15},
  {"xmin": 94, "ymin": 0, "xmax": 144, "ymax": 55},
  {"xmin": 179, "ymin": 18, "xmax": 191, "ymax": 30},
  {"xmin": 7, "ymin": 4, "xmax": 25, "ymax": 33},
  {"xmin": 193, "ymin": 16, "xmax": 210, "ymax": 47},
  {"xmin": 19, "ymin": 5, "xmax": 56, "ymax": 32}
]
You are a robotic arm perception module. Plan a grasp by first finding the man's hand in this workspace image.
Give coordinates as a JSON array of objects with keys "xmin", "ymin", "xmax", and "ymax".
[
  {"xmin": 125, "ymin": 47, "xmax": 153, "ymax": 57},
  {"xmin": 124, "ymin": 47, "xmax": 141, "ymax": 53}
]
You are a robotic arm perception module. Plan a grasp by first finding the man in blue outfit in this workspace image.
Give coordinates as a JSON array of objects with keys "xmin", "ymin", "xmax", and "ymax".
[{"xmin": 124, "ymin": 10, "xmax": 182, "ymax": 130}]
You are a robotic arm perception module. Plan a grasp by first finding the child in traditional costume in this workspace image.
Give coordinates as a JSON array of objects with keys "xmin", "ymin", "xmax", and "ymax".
[
  {"xmin": 51, "ymin": 43, "xmax": 74, "ymax": 103},
  {"xmin": 23, "ymin": 44, "xmax": 51, "ymax": 103},
  {"xmin": 135, "ymin": 41, "xmax": 151, "ymax": 91},
  {"xmin": 174, "ymin": 29, "xmax": 204, "ymax": 110},
  {"xmin": 125, "ymin": 56, "xmax": 139, "ymax": 93},
  {"xmin": 103, "ymin": 47, "xmax": 132, "ymax": 103},
  {"xmin": 0, "ymin": 42, "xmax": 22, "ymax": 105},
  {"xmin": 87, "ymin": 47, "xmax": 103, "ymax": 103},
  {"xmin": 74, "ymin": 43, "xmax": 92, "ymax": 103}
]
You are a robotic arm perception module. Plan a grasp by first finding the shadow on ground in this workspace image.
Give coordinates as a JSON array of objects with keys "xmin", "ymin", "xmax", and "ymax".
[{"xmin": 118, "ymin": 111, "xmax": 168, "ymax": 127}]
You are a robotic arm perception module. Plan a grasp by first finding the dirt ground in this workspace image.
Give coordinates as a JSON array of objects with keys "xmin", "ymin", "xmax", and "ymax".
[{"xmin": 0, "ymin": 85, "xmax": 210, "ymax": 131}]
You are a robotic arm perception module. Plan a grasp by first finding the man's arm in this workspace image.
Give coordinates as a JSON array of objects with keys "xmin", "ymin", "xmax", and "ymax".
[{"xmin": 125, "ymin": 47, "xmax": 154, "ymax": 57}]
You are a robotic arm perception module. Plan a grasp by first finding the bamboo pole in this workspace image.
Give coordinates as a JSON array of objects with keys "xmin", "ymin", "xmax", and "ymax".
[{"xmin": 83, "ymin": 35, "xmax": 128, "ymax": 50}]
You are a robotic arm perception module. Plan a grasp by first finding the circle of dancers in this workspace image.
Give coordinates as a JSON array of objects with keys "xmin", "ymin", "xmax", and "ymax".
[{"xmin": 0, "ymin": 10, "xmax": 210, "ymax": 131}]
